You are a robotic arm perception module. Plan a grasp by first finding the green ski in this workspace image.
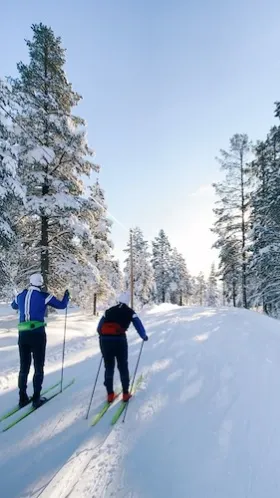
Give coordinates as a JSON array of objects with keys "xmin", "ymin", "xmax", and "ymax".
[
  {"xmin": 0, "ymin": 380, "xmax": 61, "ymax": 423},
  {"xmin": 2, "ymin": 378, "xmax": 75, "ymax": 432},
  {"xmin": 111, "ymin": 375, "xmax": 143, "ymax": 425},
  {"xmin": 90, "ymin": 391, "xmax": 121, "ymax": 427}
]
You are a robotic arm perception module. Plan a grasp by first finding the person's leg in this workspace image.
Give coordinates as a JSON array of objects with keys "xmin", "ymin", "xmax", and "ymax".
[
  {"xmin": 100, "ymin": 337, "xmax": 115, "ymax": 394},
  {"xmin": 18, "ymin": 336, "xmax": 32, "ymax": 405},
  {"xmin": 32, "ymin": 331, "xmax": 47, "ymax": 400},
  {"xmin": 116, "ymin": 336, "xmax": 130, "ymax": 394}
]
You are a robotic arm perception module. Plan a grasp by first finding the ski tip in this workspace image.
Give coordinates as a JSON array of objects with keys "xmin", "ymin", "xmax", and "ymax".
[{"xmin": 1, "ymin": 378, "xmax": 76, "ymax": 433}]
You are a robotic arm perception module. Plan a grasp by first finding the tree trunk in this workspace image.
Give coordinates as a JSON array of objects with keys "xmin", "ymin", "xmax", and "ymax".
[
  {"xmin": 41, "ymin": 187, "xmax": 49, "ymax": 291},
  {"xmin": 93, "ymin": 293, "xmax": 97, "ymax": 315},
  {"xmin": 199, "ymin": 283, "xmax": 203, "ymax": 306},
  {"xmin": 179, "ymin": 290, "xmax": 183, "ymax": 306},
  {"xmin": 93, "ymin": 253, "xmax": 99, "ymax": 315},
  {"xmin": 161, "ymin": 264, "xmax": 165, "ymax": 302},
  {"xmin": 222, "ymin": 279, "xmax": 226, "ymax": 306},
  {"xmin": 240, "ymin": 150, "xmax": 248, "ymax": 308},
  {"xmin": 41, "ymin": 40, "xmax": 50, "ymax": 292},
  {"xmin": 232, "ymin": 277, "xmax": 237, "ymax": 307}
]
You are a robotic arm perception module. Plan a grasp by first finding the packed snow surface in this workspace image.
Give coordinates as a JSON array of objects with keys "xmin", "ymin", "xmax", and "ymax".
[{"xmin": 1, "ymin": 303, "xmax": 280, "ymax": 497}]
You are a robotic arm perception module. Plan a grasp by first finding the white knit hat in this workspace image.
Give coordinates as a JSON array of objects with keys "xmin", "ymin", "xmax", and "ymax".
[
  {"xmin": 30, "ymin": 273, "xmax": 44, "ymax": 287},
  {"xmin": 118, "ymin": 291, "xmax": 130, "ymax": 306}
]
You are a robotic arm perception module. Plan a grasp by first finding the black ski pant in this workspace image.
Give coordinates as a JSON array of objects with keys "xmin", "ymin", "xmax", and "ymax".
[
  {"xmin": 18, "ymin": 328, "xmax": 46, "ymax": 400},
  {"xmin": 99, "ymin": 335, "xmax": 130, "ymax": 394}
]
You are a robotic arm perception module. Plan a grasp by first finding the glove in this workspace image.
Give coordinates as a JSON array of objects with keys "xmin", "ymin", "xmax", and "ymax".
[
  {"xmin": 143, "ymin": 335, "xmax": 149, "ymax": 342},
  {"xmin": 65, "ymin": 289, "xmax": 70, "ymax": 299}
]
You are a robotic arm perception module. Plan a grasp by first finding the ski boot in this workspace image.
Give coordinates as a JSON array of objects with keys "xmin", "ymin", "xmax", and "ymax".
[
  {"xmin": 32, "ymin": 396, "xmax": 47, "ymax": 409},
  {"xmin": 19, "ymin": 392, "xmax": 30, "ymax": 409},
  {"xmin": 107, "ymin": 392, "xmax": 117, "ymax": 403},
  {"xmin": 122, "ymin": 392, "xmax": 132, "ymax": 402}
]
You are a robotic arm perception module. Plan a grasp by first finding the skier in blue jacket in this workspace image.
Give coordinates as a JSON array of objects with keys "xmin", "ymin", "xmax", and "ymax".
[
  {"xmin": 11, "ymin": 273, "xmax": 69, "ymax": 408},
  {"xmin": 97, "ymin": 291, "xmax": 148, "ymax": 403}
]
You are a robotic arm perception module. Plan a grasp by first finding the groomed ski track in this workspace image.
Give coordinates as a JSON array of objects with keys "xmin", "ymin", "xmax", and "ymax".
[{"xmin": 2, "ymin": 304, "xmax": 280, "ymax": 497}]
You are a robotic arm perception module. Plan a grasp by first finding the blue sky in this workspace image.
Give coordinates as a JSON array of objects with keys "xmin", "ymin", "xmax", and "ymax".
[{"xmin": 1, "ymin": 0, "xmax": 280, "ymax": 275}]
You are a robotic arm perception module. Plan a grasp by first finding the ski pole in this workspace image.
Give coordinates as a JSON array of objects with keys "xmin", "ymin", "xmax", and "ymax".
[
  {"xmin": 60, "ymin": 306, "xmax": 68, "ymax": 393},
  {"xmin": 122, "ymin": 340, "xmax": 144, "ymax": 423},
  {"xmin": 85, "ymin": 356, "xmax": 103, "ymax": 419}
]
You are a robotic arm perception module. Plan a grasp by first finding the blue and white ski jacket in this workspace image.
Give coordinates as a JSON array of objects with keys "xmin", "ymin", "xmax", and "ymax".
[{"xmin": 11, "ymin": 286, "xmax": 69, "ymax": 323}]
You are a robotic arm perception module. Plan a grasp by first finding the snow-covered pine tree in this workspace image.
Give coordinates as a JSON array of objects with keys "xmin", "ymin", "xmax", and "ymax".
[
  {"xmin": 151, "ymin": 229, "xmax": 172, "ymax": 303},
  {"xmin": 169, "ymin": 248, "xmax": 191, "ymax": 306},
  {"xmin": 107, "ymin": 259, "xmax": 124, "ymax": 305},
  {"xmin": 249, "ymin": 126, "xmax": 280, "ymax": 315},
  {"xmin": 189, "ymin": 274, "xmax": 204, "ymax": 306},
  {"xmin": 0, "ymin": 80, "xmax": 25, "ymax": 295},
  {"xmin": 212, "ymin": 134, "xmax": 251, "ymax": 308},
  {"xmin": 10, "ymin": 23, "xmax": 98, "ymax": 293},
  {"xmin": 124, "ymin": 227, "xmax": 155, "ymax": 308},
  {"xmin": 188, "ymin": 276, "xmax": 197, "ymax": 305},
  {"xmin": 217, "ymin": 237, "xmax": 240, "ymax": 306},
  {"xmin": 207, "ymin": 263, "xmax": 219, "ymax": 307},
  {"xmin": 196, "ymin": 272, "xmax": 207, "ymax": 306},
  {"xmin": 78, "ymin": 181, "xmax": 114, "ymax": 313}
]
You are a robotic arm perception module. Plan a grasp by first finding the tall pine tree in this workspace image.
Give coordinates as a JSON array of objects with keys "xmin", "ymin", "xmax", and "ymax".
[
  {"xmin": 10, "ymin": 23, "xmax": 98, "ymax": 292},
  {"xmin": 249, "ymin": 126, "xmax": 280, "ymax": 315},
  {"xmin": 79, "ymin": 181, "xmax": 113, "ymax": 313},
  {"xmin": 207, "ymin": 263, "xmax": 219, "ymax": 306},
  {"xmin": 212, "ymin": 134, "xmax": 251, "ymax": 308},
  {"xmin": 124, "ymin": 227, "xmax": 155, "ymax": 307},
  {"xmin": 152, "ymin": 229, "xmax": 172, "ymax": 303},
  {"xmin": 169, "ymin": 248, "xmax": 191, "ymax": 305},
  {"xmin": 0, "ymin": 79, "xmax": 25, "ymax": 294},
  {"xmin": 196, "ymin": 272, "xmax": 207, "ymax": 306}
]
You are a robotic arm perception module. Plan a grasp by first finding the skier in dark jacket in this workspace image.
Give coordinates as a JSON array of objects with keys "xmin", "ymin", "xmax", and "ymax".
[
  {"xmin": 11, "ymin": 273, "xmax": 69, "ymax": 408},
  {"xmin": 97, "ymin": 291, "xmax": 148, "ymax": 402}
]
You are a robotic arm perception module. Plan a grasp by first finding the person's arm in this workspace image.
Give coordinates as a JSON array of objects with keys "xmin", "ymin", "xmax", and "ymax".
[
  {"xmin": 45, "ymin": 290, "xmax": 69, "ymax": 310},
  {"xmin": 11, "ymin": 296, "xmax": 19, "ymax": 310},
  {"xmin": 132, "ymin": 313, "xmax": 148, "ymax": 341},
  {"xmin": 97, "ymin": 315, "xmax": 105, "ymax": 334}
]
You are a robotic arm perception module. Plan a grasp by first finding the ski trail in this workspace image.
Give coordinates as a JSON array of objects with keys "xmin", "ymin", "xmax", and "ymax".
[
  {"xmin": 3, "ymin": 305, "xmax": 280, "ymax": 497},
  {"xmin": 39, "ymin": 397, "xmax": 126, "ymax": 498},
  {"xmin": 68, "ymin": 426, "xmax": 126, "ymax": 498},
  {"xmin": 39, "ymin": 430, "xmax": 109, "ymax": 498}
]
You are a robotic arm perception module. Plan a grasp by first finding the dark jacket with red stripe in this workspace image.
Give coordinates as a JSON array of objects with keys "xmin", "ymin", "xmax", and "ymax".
[{"xmin": 97, "ymin": 303, "xmax": 147, "ymax": 339}]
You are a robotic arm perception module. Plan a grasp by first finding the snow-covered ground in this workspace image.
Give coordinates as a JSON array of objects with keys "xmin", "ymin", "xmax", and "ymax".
[{"xmin": 1, "ymin": 303, "xmax": 280, "ymax": 497}]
